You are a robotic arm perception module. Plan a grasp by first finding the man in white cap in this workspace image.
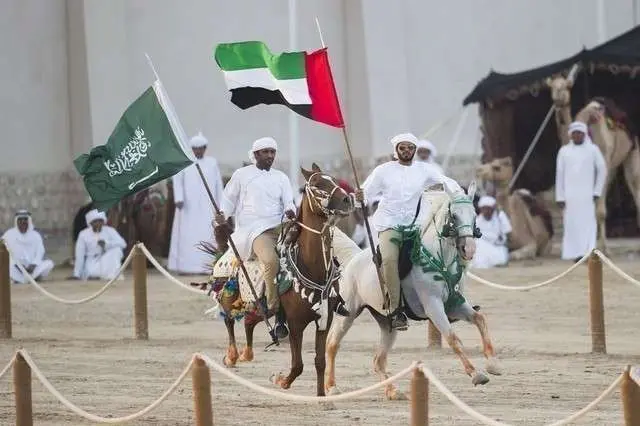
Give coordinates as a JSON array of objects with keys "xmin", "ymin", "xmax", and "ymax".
[
  {"xmin": 416, "ymin": 139, "xmax": 443, "ymax": 173},
  {"xmin": 2, "ymin": 210, "xmax": 54, "ymax": 284},
  {"xmin": 72, "ymin": 209, "xmax": 127, "ymax": 280},
  {"xmin": 355, "ymin": 132, "xmax": 465, "ymax": 330},
  {"xmin": 472, "ymin": 196, "xmax": 512, "ymax": 269},
  {"xmin": 216, "ymin": 137, "xmax": 296, "ymax": 312},
  {"xmin": 168, "ymin": 131, "xmax": 225, "ymax": 275},
  {"xmin": 556, "ymin": 121, "xmax": 607, "ymax": 261}
]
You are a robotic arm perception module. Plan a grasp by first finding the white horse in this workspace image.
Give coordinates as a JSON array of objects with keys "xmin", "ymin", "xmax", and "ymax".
[{"xmin": 325, "ymin": 181, "xmax": 502, "ymax": 399}]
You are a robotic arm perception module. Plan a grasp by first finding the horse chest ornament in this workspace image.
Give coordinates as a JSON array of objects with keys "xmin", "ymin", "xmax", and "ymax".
[{"xmin": 276, "ymin": 242, "xmax": 341, "ymax": 331}]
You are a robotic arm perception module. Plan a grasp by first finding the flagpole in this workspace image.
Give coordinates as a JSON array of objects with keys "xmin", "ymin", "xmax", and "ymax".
[
  {"xmin": 314, "ymin": 18, "xmax": 389, "ymax": 311},
  {"xmin": 144, "ymin": 54, "xmax": 281, "ymax": 346},
  {"xmin": 288, "ymin": 0, "xmax": 300, "ymax": 193}
]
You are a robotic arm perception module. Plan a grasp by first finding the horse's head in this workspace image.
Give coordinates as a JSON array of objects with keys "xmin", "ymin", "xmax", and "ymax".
[
  {"xmin": 300, "ymin": 163, "xmax": 354, "ymax": 220},
  {"xmin": 444, "ymin": 181, "xmax": 478, "ymax": 262}
]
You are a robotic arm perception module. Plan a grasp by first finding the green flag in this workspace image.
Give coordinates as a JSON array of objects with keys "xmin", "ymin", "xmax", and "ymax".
[{"xmin": 74, "ymin": 80, "xmax": 194, "ymax": 211}]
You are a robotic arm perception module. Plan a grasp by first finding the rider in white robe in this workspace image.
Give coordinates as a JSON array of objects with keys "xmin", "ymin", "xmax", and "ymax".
[
  {"xmin": 417, "ymin": 139, "xmax": 444, "ymax": 174},
  {"xmin": 217, "ymin": 137, "xmax": 296, "ymax": 311},
  {"xmin": 72, "ymin": 210, "xmax": 127, "ymax": 280},
  {"xmin": 168, "ymin": 132, "xmax": 224, "ymax": 274},
  {"xmin": 555, "ymin": 122, "xmax": 607, "ymax": 261},
  {"xmin": 2, "ymin": 210, "xmax": 54, "ymax": 284},
  {"xmin": 472, "ymin": 196, "xmax": 512, "ymax": 269}
]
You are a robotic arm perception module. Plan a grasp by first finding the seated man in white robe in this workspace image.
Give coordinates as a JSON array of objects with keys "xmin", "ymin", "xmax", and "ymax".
[
  {"xmin": 72, "ymin": 209, "xmax": 127, "ymax": 281},
  {"xmin": 1, "ymin": 209, "xmax": 54, "ymax": 284},
  {"xmin": 472, "ymin": 196, "xmax": 512, "ymax": 269}
]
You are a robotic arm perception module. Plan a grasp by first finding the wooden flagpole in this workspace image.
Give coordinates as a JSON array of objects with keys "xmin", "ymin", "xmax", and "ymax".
[
  {"xmin": 144, "ymin": 54, "xmax": 280, "ymax": 346},
  {"xmin": 314, "ymin": 19, "xmax": 389, "ymax": 310}
]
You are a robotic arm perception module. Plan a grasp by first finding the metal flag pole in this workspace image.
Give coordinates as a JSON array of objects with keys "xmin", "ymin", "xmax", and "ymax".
[
  {"xmin": 508, "ymin": 63, "xmax": 580, "ymax": 191},
  {"xmin": 144, "ymin": 53, "xmax": 280, "ymax": 346},
  {"xmin": 314, "ymin": 18, "xmax": 389, "ymax": 310}
]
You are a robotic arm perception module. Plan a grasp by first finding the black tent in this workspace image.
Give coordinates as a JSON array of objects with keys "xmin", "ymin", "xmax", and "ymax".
[{"xmin": 463, "ymin": 25, "xmax": 640, "ymax": 237}]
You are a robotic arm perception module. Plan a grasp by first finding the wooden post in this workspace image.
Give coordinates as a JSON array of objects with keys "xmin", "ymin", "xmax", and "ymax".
[
  {"xmin": 192, "ymin": 356, "xmax": 213, "ymax": 426},
  {"xmin": 410, "ymin": 367, "xmax": 429, "ymax": 426},
  {"xmin": 427, "ymin": 321, "xmax": 442, "ymax": 348},
  {"xmin": 587, "ymin": 252, "xmax": 606, "ymax": 353},
  {"xmin": 132, "ymin": 245, "xmax": 148, "ymax": 340},
  {"xmin": 0, "ymin": 241, "xmax": 11, "ymax": 338},
  {"xmin": 14, "ymin": 353, "xmax": 32, "ymax": 426},
  {"xmin": 622, "ymin": 365, "xmax": 640, "ymax": 426}
]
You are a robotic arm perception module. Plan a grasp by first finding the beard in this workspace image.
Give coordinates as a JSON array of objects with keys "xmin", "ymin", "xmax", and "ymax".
[{"xmin": 397, "ymin": 150, "xmax": 415, "ymax": 162}]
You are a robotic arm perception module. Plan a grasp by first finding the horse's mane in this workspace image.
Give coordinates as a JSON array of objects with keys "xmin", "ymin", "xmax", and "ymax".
[{"xmin": 420, "ymin": 191, "xmax": 452, "ymax": 241}]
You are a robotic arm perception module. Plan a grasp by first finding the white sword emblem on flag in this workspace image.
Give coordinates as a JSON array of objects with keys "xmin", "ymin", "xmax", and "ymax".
[{"xmin": 128, "ymin": 166, "xmax": 159, "ymax": 190}]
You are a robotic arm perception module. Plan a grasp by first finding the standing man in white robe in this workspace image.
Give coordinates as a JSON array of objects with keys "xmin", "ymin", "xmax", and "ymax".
[
  {"xmin": 556, "ymin": 121, "xmax": 607, "ymax": 261},
  {"xmin": 472, "ymin": 196, "xmax": 512, "ymax": 269},
  {"xmin": 216, "ymin": 137, "xmax": 296, "ymax": 312},
  {"xmin": 2, "ymin": 210, "xmax": 54, "ymax": 284},
  {"xmin": 168, "ymin": 132, "xmax": 224, "ymax": 275},
  {"xmin": 72, "ymin": 210, "xmax": 127, "ymax": 280},
  {"xmin": 355, "ymin": 133, "xmax": 464, "ymax": 330},
  {"xmin": 416, "ymin": 139, "xmax": 444, "ymax": 174}
]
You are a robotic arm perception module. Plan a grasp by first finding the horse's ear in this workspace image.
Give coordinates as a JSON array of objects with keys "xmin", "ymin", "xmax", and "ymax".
[
  {"xmin": 311, "ymin": 162, "xmax": 321, "ymax": 173},
  {"xmin": 467, "ymin": 181, "xmax": 477, "ymax": 199},
  {"xmin": 566, "ymin": 79, "xmax": 574, "ymax": 89},
  {"xmin": 300, "ymin": 167, "xmax": 313, "ymax": 181},
  {"xmin": 443, "ymin": 182, "xmax": 454, "ymax": 198}
]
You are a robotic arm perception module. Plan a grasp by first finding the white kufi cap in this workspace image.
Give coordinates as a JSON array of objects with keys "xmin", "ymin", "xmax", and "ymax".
[
  {"xmin": 417, "ymin": 139, "xmax": 438, "ymax": 158},
  {"xmin": 390, "ymin": 133, "xmax": 418, "ymax": 159},
  {"xmin": 568, "ymin": 121, "xmax": 588, "ymax": 136},
  {"xmin": 248, "ymin": 137, "xmax": 278, "ymax": 164},
  {"xmin": 189, "ymin": 131, "xmax": 208, "ymax": 148},
  {"xmin": 85, "ymin": 209, "xmax": 107, "ymax": 227},
  {"xmin": 478, "ymin": 195, "xmax": 497, "ymax": 208}
]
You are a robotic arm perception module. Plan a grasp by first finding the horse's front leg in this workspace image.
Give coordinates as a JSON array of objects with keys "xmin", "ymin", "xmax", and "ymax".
[
  {"xmin": 239, "ymin": 317, "xmax": 258, "ymax": 362},
  {"xmin": 222, "ymin": 316, "xmax": 239, "ymax": 367},
  {"xmin": 370, "ymin": 310, "xmax": 405, "ymax": 400},
  {"xmin": 315, "ymin": 326, "xmax": 328, "ymax": 397},
  {"xmin": 325, "ymin": 312, "xmax": 357, "ymax": 395},
  {"xmin": 272, "ymin": 321, "xmax": 305, "ymax": 389}
]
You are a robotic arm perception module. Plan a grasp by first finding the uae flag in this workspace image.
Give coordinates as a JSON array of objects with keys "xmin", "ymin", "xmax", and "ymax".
[{"xmin": 214, "ymin": 41, "xmax": 344, "ymax": 128}]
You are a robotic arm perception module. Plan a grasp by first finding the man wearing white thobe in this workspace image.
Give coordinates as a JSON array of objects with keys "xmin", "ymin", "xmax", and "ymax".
[
  {"xmin": 72, "ymin": 210, "xmax": 127, "ymax": 280},
  {"xmin": 168, "ymin": 132, "xmax": 224, "ymax": 274},
  {"xmin": 472, "ymin": 196, "xmax": 512, "ymax": 269},
  {"xmin": 216, "ymin": 137, "xmax": 296, "ymax": 311},
  {"xmin": 556, "ymin": 121, "xmax": 607, "ymax": 261},
  {"xmin": 416, "ymin": 139, "xmax": 444, "ymax": 174},
  {"xmin": 355, "ymin": 133, "xmax": 464, "ymax": 330},
  {"xmin": 2, "ymin": 210, "xmax": 54, "ymax": 284}
]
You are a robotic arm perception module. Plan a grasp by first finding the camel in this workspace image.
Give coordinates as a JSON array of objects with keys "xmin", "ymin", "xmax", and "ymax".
[
  {"xmin": 476, "ymin": 157, "xmax": 553, "ymax": 260},
  {"xmin": 546, "ymin": 76, "xmax": 573, "ymax": 146},
  {"xmin": 574, "ymin": 98, "xmax": 640, "ymax": 254}
]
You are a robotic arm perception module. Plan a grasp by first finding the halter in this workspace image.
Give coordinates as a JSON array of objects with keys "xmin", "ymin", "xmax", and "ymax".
[{"xmin": 304, "ymin": 172, "xmax": 351, "ymax": 218}]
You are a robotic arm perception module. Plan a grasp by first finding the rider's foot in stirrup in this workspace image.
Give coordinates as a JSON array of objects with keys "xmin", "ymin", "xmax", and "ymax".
[{"xmin": 390, "ymin": 311, "xmax": 408, "ymax": 331}]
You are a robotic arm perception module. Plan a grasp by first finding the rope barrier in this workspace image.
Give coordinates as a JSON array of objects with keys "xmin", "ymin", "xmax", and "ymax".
[
  {"xmin": 11, "ymin": 247, "xmax": 135, "ymax": 304},
  {"xmin": 419, "ymin": 364, "xmax": 624, "ymax": 426},
  {"xmin": 0, "ymin": 354, "xmax": 15, "ymax": 381},
  {"xmin": 17, "ymin": 348, "xmax": 194, "ymax": 424},
  {"xmin": 198, "ymin": 352, "xmax": 417, "ymax": 403},
  {"xmin": 594, "ymin": 249, "xmax": 640, "ymax": 289},
  {"xmin": 466, "ymin": 252, "xmax": 590, "ymax": 291},
  {"xmin": 137, "ymin": 243, "xmax": 209, "ymax": 295}
]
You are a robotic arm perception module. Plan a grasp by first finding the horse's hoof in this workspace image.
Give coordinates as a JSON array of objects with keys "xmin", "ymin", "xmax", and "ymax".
[
  {"xmin": 472, "ymin": 370, "xmax": 490, "ymax": 386},
  {"xmin": 386, "ymin": 388, "xmax": 407, "ymax": 401},
  {"xmin": 270, "ymin": 372, "xmax": 290, "ymax": 389},
  {"xmin": 486, "ymin": 358, "xmax": 503, "ymax": 376},
  {"xmin": 222, "ymin": 356, "xmax": 236, "ymax": 368},
  {"xmin": 238, "ymin": 348, "xmax": 254, "ymax": 362},
  {"xmin": 326, "ymin": 385, "xmax": 341, "ymax": 396}
]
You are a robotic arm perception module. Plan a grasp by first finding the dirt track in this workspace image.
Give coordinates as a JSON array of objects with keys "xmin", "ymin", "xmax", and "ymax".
[{"xmin": 0, "ymin": 256, "xmax": 639, "ymax": 425}]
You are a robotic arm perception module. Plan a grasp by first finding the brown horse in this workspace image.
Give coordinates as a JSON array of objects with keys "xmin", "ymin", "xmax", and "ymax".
[{"xmin": 208, "ymin": 163, "xmax": 354, "ymax": 396}]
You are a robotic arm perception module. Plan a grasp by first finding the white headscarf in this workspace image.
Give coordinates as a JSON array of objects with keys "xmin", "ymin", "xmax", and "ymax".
[
  {"xmin": 568, "ymin": 121, "xmax": 592, "ymax": 144},
  {"xmin": 478, "ymin": 195, "xmax": 497, "ymax": 208},
  {"xmin": 248, "ymin": 137, "xmax": 278, "ymax": 164},
  {"xmin": 417, "ymin": 139, "xmax": 438, "ymax": 158},
  {"xmin": 390, "ymin": 133, "xmax": 418, "ymax": 159},
  {"xmin": 85, "ymin": 209, "xmax": 107, "ymax": 227},
  {"xmin": 189, "ymin": 131, "xmax": 208, "ymax": 148},
  {"xmin": 12, "ymin": 210, "xmax": 34, "ymax": 241}
]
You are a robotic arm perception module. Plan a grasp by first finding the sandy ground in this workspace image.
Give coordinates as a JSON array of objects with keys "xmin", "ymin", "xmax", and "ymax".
[{"xmin": 0, "ymin": 255, "xmax": 639, "ymax": 426}]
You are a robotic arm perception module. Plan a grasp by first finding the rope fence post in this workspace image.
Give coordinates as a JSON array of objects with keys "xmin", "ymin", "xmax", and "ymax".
[
  {"xmin": 192, "ymin": 356, "xmax": 213, "ymax": 426},
  {"xmin": 410, "ymin": 367, "xmax": 429, "ymax": 426},
  {"xmin": 622, "ymin": 365, "xmax": 640, "ymax": 426},
  {"xmin": 133, "ymin": 244, "xmax": 149, "ymax": 340},
  {"xmin": 0, "ymin": 241, "xmax": 11, "ymax": 338},
  {"xmin": 14, "ymin": 352, "xmax": 32, "ymax": 426},
  {"xmin": 427, "ymin": 321, "xmax": 441, "ymax": 348},
  {"xmin": 588, "ymin": 251, "xmax": 606, "ymax": 354}
]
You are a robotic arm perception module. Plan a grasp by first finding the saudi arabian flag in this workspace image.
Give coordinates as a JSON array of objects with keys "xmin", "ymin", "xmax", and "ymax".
[
  {"xmin": 214, "ymin": 41, "xmax": 344, "ymax": 128},
  {"xmin": 74, "ymin": 80, "xmax": 194, "ymax": 211}
]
